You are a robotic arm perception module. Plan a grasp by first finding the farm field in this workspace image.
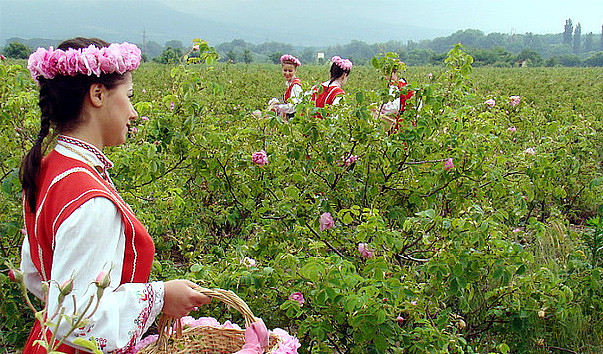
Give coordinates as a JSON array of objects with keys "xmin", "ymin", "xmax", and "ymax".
[{"xmin": 1, "ymin": 50, "xmax": 602, "ymax": 353}]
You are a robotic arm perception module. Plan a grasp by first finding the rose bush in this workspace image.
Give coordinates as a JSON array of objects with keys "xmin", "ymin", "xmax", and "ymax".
[{"xmin": 1, "ymin": 44, "xmax": 601, "ymax": 353}]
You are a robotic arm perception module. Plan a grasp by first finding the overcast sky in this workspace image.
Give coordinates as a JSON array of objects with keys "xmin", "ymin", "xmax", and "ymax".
[
  {"xmin": 1, "ymin": 0, "xmax": 601, "ymax": 46},
  {"xmin": 156, "ymin": 0, "xmax": 603, "ymax": 36}
]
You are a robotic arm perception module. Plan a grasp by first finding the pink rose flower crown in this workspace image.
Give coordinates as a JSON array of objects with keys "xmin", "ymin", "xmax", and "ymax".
[
  {"xmin": 27, "ymin": 42, "xmax": 142, "ymax": 84},
  {"xmin": 280, "ymin": 54, "xmax": 301, "ymax": 67},
  {"xmin": 331, "ymin": 56, "xmax": 353, "ymax": 71}
]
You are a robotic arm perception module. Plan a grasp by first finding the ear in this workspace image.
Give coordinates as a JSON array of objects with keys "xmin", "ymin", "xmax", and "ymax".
[{"xmin": 87, "ymin": 83, "xmax": 106, "ymax": 108}]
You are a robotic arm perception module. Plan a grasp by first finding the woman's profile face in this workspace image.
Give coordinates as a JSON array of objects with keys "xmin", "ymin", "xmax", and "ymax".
[{"xmin": 99, "ymin": 72, "xmax": 138, "ymax": 147}]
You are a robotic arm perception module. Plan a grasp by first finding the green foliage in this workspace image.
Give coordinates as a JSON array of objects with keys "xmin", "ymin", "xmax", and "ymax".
[
  {"xmin": 584, "ymin": 51, "xmax": 603, "ymax": 67},
  {"xmin": 2, "ymin": 42, "xmax": 31, "ymax": 59},
  {"xmin": 1, "ymin": 42, "xmax": 602, "ymax": 353}
]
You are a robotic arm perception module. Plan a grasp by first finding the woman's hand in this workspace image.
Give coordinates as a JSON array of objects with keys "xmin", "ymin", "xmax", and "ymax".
[{"xmin": 162, "ymin": 279, "xmax": 211, "ymax": 318}]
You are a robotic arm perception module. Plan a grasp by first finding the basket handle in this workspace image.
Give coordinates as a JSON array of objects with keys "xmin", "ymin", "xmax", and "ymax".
[{"xmin": 151, "ymin": 286, "xmax": 258, "ymax": 352}]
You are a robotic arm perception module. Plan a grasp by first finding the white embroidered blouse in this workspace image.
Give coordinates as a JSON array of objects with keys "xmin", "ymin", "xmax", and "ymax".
[
  {"xmin": 20, "ymin": 136, "xmax": 164, "ymax": 353},
  {"xmin": 274, "ymin": 79, "xmax": 303, "ymax": 114}
]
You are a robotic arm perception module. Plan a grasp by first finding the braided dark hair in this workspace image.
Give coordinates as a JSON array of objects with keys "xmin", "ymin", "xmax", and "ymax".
[
  {"xmin": 327, "ymin": 62, "xmax": 351, "ymax": 87},
  {"xmin": 20, "ymin": 37, "xmax": 127, "ymax": 212}
]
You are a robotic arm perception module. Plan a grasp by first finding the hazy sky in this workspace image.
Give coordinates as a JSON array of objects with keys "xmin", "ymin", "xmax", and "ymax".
[
  {"xmin": 1, "ymin": 0, "xmax": 601, "ymax": 46},
  {"xmin": 157, "ymin": 0, "xmax": 603, "ymax": 36}
]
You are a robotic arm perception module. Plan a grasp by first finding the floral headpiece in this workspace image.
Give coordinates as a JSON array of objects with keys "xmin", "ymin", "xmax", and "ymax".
[
  {"xmin": 280, "ymin": 54, "xmax": 301, "ymax": 67},
  {"xmin": 331, "ymin": 56, "xmax": 353, "ymax": 71},
  {"xmin": 27, "ymin": 42, "xmax": 142, "ymax": 84}
]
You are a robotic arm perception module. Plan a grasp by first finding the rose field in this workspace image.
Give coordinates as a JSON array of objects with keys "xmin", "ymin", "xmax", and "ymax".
[{"xmin": 0, "ymin": 46, "xmax": 602, "ymax": 353}]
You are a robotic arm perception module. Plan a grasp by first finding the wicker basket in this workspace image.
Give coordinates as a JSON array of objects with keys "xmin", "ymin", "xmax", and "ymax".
[{"xmin": 138, "ymin": 285, "xmax": 282, "ymax": 353}]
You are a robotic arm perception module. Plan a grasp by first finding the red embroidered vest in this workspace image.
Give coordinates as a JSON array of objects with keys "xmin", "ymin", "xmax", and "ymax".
[
  {"xmin": 284, "ymin": 78, "xmax": 302, "ymax": 102},
  {"xmin": 312, "ymin": 84, "xmax": 345, "ymax": 108},
  {"xmin": 393, "ymin": 80, "xmax": 414, "ymax": 113},
  {"xmin": 23, "ymin": 150, "xmax": 155, "ymax": 354}
]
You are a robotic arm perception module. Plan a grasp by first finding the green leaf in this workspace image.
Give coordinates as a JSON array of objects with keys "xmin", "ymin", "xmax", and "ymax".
[
  {"xmin": 72, "ymin": 338, "xmax": 101, "ymax": 351},
  {"xmin": 284, "ymin": 185, "xmax": 300, "ymax": 199},
  {"xmin": 498, "ymin": 343, "xmax": 510, "ymax": 354}
]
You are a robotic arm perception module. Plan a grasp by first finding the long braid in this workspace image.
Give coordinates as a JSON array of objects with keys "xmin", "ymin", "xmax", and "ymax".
[{"xmin": 20, "ymin": 82, "xmax": 53, "ymax": 213}]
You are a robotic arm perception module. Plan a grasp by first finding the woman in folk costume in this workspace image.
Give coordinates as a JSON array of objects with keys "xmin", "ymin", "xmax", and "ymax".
[
  {"xmin": 269, "ymin": 54, "xmax": 303, "ymax": 119},
  {"xmin": 379, "ymin": 63, "xmax": 415, "ymax": 133},
  {"xmin": 20, "ymin": 37, "xmax": 210, "ymax": 353},
  {"xmin": 311, "ymin": 56, "xmax": 352, "ymax": 109}
]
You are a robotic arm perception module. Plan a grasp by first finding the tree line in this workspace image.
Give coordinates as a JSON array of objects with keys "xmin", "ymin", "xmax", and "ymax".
[{"xmin": 3, "ymin": 19, "xmax": 603, "ymax": 67}]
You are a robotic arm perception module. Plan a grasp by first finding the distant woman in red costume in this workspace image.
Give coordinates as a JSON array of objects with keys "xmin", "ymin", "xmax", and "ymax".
[
  {"xmin": 19, "ymin": 37, "xmax": 210, "ymax": 353},
  {"xmin": 379, "ymin": 63, "xmax": 415, "ymax": 133},
  {"xmin": 269, "ymin": 54, "xmax": 303, "ymax": 120},
  {"xmin": 311, "ymin": 55, "xmax": 352, "ymax": 109}
]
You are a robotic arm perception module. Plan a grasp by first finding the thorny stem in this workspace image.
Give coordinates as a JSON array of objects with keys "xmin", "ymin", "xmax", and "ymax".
[{"xmin": 304, "ymin": 221, "xmax": 346, "ymax": 258}]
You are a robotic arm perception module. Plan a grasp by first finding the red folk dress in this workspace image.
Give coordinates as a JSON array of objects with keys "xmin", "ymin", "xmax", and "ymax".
[
  {"xmin": 21, "ymin": 137, "xmax": 161, "ymax": 353},
  {"xmin": 283, "ymin": 77, "xmax": 302, "ymax": 103},
  {"xmin": 381, "ymin": 80, "xmax": 415, "ymax": 133},
  {"xmin": 311, "ymin": 82, "xmax": 345, "ymax": 108}
]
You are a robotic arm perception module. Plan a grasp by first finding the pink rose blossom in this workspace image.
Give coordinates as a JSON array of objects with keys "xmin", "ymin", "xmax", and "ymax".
[
  {"xmin": 343, "ymin": 154, "xmax": 358, "ymax": 167},
  {"xmin": 130, "ymin": 126, "xmax": 138, "ymax": 134},
  {"xmin": 396, "ymin": 316, "xmax": 405, "ymax": 323},
  {"xmin": 508, "ymin": 127, "xmax": 516, "ymax": 133},
  {"xmin": 509, "ymin": 95, "xmax": 521, "ymax": 107},
  {"xmin": 181, "ymin": 316, "xmax": 221, "ymax": 328},
  {"xmin": 484, "ymin": 98, "xmax": 496, "ymax": 107},
  {"xmin": 443, "ymin": 158, "xmax": 454, "ymax": 171},
  {"xmin": 319, "ymin": 212, "xmax": 334, "ymax": 231},
  {"xmin": 169, "ymin": 101, "xmax": 174, "ymax": 110},
  {"xmin": 271, "ymin": 328, "xmax": 301, "ymax": 353},
  {"xmin": 358, "ymin": 243, "xmax": 374, "ymax": 258},
  {"xmin": 289, "ymin": 292, "xmax": 305, "ymax": 306},
  {"xmin": 252, "ymin": 150, "xmax": 269, "ymax": 166},
  {"xmin": 141, "ymin": 116, "xmax": 150, "ymax": 122},
  {"xmin": 512, "ymin": 228, "xmax": 522, "ymax": 233},
  {"xmin": 193, "ymin": 44, "xmax": 200, "ymax": 51}
]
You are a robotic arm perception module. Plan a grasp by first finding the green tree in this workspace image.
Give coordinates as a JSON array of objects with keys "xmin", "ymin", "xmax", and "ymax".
[
  {"xmin": 516, "ymin": 48, "xmax": 542, "ymax": 65},
  {"xmin": 573, "ymin": 23, "xmax": 581, "ymax": 53},
  {"xmin": 255, "ymin": 42, "xmax": 293, "ymax": 55},
  {"xmin": 268, "ymin": 52, "xmax": 283, "ymax": 64},
  {"xmin": 563, "ymin": 18, "xmax": 573, "ymax": 45},
  {"xmin": 1, "ymin": 42, "xmax": 30, "ymax": 59},
  {"xmin": 143, "ymin": 40, "xmax": 163, "ymax": 59},
  {"xmin": 584, "ymin": 32, "xmax": 594, "ymax": 52},
  {"xmin": 243, "ymin": 49, "xmax": 252, "ymax": 64},
  {"xmin": 164, "ymin": 40, "xmax": 184, "ymax": 50},
  {"xmin": 226, "ymin": 50, "xmax": 236, "ymax": 63},
  {"xmin": 584, "ymin": 51, "xmax": 603, "ymax": 66},
  {"xmin": 154, "ymin": 47, "xmax": 183, "ymax": 64}
]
